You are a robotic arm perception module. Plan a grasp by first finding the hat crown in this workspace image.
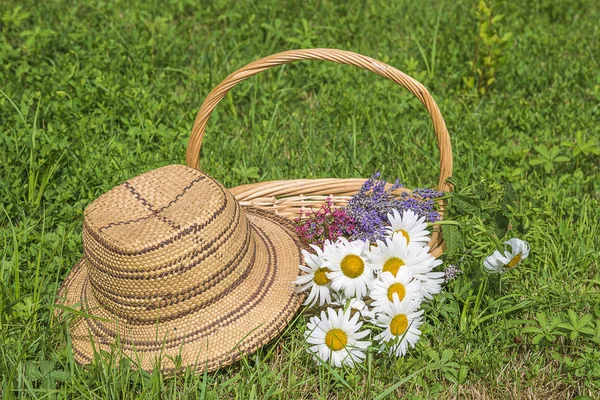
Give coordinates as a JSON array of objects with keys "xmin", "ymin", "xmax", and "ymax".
[{"xmin": 82, "ymin": 165, "xmax": 255, "ymax": 323}]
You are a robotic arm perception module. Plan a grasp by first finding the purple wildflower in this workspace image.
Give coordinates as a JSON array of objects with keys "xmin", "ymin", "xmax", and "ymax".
[
  {"xmin": 412, "ymin": 188, "xmax": 444, "ymax": 200},
  {"xmin": 293, "ymin": 198, "xmax": 357, "ymax": 247},
  {"xmin": 444, "ymin": 264, "xmax": 463, "ymax": 283},
  {"xmin": 399, "ymin": 192, "xmax": 444, "ymax": 223},
  {"xmin": 345, "ymin": 173, "xmax": 404, "ymax": 242},
  {"xmin": 345, "ymin": 173, "xmax": 444, "ymax": 242}
]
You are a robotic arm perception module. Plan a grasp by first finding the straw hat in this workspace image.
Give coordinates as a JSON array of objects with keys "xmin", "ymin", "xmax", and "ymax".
[{"xmin": 56, "ymin": 164, "xmax": 304, "ymax": 373}]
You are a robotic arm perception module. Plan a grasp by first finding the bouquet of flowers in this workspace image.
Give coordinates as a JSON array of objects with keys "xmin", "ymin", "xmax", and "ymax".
[{"xmin": 293, "ymin": 173, "xmax": 530, "ymax": 367}]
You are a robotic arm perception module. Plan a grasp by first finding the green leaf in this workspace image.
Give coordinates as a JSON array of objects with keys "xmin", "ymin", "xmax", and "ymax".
[
  {"xmin": 529, "ymin": 158, "xmax": 546, "ymax": 166},
  {"xmin": 550, "ymin": 317, "xmax": 563, "ymax": 328},
  {"xmin": 492, "ymin": 211, "xmax": 510, "ymax": 239},
  {"xmin": 580, "ymin": 327, "xmax": 595, "ymax": 335},
  {"xmin": 27, "ymin": 363, "xmax": 42, "ymax": 381},
  {"xmin": 245, "ymin": 167, "xmax": 260, "ymax": 179},
  {"xmin": 579, "ymin": 314, "xmax": 593, "ymax": 327},
  {"xmin": 545, "ymin": 333, "xmax": 556, "ymax": 342},
  {"xmin": 442, "ymin": 224, "xmax": 462, "ymax": 255},
  {"xmin": 567, "ymin": 309, "xmax": 578, "ymax": 324},
  {"xmin": 558, "ymin": 323, "xmax": 575, "ymax": 331},
  {"xmin": 441, "ymin": 349, "xmax": 454, "ymax": 363},
  {"xmin": 554, "ymin": 156, "xmax": 571, "ymax": 163},
  {"xmin": 536, "ymin": 312, "xmax": 548, "ymax": 327},
  {"xmin": 534, "ymin": 144, "xmax": 550, "ymax": 157},
  {"xmin": 549, "ymin": 146, "xmax": 561, "ymax": 159},
  {"xmin": 491, "ymin": 14, "xmax": 504, "ymax": 23},
  {"xmin": 501, "ymin": 182, "xmax": 516, "ymax": 209},
  {"xmin": 570, "ymin": 331, "xmax": 578, "ymax": 341},
  {"xmin": 458, "ymin": 365, "xmax": 469, "ymax": 384},
  {"xmin": 521, "ymin": 327, "xmax": 542, "ymax": 334},
  {"xmin": 40, "ymin": 360, "xmax": 55, "ymax": 376},
  {"xmin": 50, "ymin": 370, "xmax": 70, "ymax": 382}
]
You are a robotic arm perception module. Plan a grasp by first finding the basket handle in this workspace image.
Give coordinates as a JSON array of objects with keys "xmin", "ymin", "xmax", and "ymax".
[{"xmin": 186, "ymin": 48, "xmax": 453, "ymax": 191}]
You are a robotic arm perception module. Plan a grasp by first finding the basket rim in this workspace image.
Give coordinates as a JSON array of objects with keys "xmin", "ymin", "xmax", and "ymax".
[{"xmin": 228, "ymin": 177, "xmax": 446, "ymax": 258}]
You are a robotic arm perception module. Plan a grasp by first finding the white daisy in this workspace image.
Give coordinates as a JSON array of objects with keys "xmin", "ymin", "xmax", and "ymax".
[
  {"xmin": 484, "ymin": 238, "xmax": 530, "ymax": 274},
  {"xmin": 413, "ymin": 270, "xmax": 445, "ymax": 299},
  {"xmin": 367, "ymin": 234, "xmax": 443, "ymax": 299},
  {"xmin": 404, "ymin": 242, "xmax": 445, "ymax": 299},
  {"xmin": 325, "ymin": 238, "xmax": 374, "ymax": 298},
  {"xmin": 305, "ymin": 308, "xmax": 371, "ymax": 367},
  {"xmin": 367, "ymin": 233, "xmax": 412, "ymax": 277},
  {"xmin": 374, "ymin": 299, "xmax": 424, "ymax": 357},
  {"xmin": 369, "ymin": 270, "xmax": 422, "ymax": 311},
  {"xmin": 331, "ymin": 293, "xmax": 376, "ymax": 321},
  {"xmin": 386, "ymin": 209, "xmax": 431, "ymax": 246},
  {"xmin": 295, "ymin": 244, "xmax": 334, "ymax": 307}
]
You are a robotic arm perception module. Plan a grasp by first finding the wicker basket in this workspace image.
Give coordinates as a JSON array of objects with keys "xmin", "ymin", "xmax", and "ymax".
[{"xmin": 186, "ymin": 48, "xmax": 453, "ymax": 258}]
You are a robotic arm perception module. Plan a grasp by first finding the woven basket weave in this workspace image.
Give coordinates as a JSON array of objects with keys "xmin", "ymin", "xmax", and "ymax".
[{"xmin": 186, "ymin": 48, "xmax": 453, "ymax": 257}]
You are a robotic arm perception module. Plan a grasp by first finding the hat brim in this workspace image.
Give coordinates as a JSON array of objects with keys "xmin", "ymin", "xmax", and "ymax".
[{"xmin": 56, "ymin": 207, "xmax": 305, "ymax": 373}]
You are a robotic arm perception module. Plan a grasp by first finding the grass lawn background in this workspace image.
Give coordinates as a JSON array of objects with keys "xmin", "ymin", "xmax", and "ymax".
[{"xmin": 1, "ymin": 0, "xmax": 599, "ymax": 398}]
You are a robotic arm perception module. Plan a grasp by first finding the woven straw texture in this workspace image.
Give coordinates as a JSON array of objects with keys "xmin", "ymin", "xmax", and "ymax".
[
  {"xmin": 186, "ymin": 48, "xmax": 453, "ymax": 258},
  {"xmin": 57, "ymin": 165, "xmax": 304, "ymax": 373}
]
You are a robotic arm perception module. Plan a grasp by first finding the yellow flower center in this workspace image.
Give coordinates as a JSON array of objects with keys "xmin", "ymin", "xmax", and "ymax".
[
  {"xmin": 395, "ymin": 229, "xmax": 410, "ymax": 244},
  {"xmin": 507, "ymin": 253, "xmax": 522, "ymax": 268},
  {"xmin": 382, "ymin": 257, "xmax": 405, "ymax": 276},
  {"xmin": 340, "ymin": 255, "xmax": 364, "ymax": 278},
  {"xmin": 313, "ymin": 268, "xmax": 331, "ymax": 286},
  {"xmin": 387, "ymin": 283, "xmax": 406, "ymax": 302},
  {"xmin": 390, "ymin": 314, "xmax": 409, "ymax": 336},
  {"xmin": 325, "ymin": 328, "xmax": 348, "ymax": 351}
]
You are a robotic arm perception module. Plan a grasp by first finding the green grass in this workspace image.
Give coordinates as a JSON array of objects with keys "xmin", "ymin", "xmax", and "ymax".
[{"xmin": 1, "ymin": 0, "xmax": 599, "ymax": 398}]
